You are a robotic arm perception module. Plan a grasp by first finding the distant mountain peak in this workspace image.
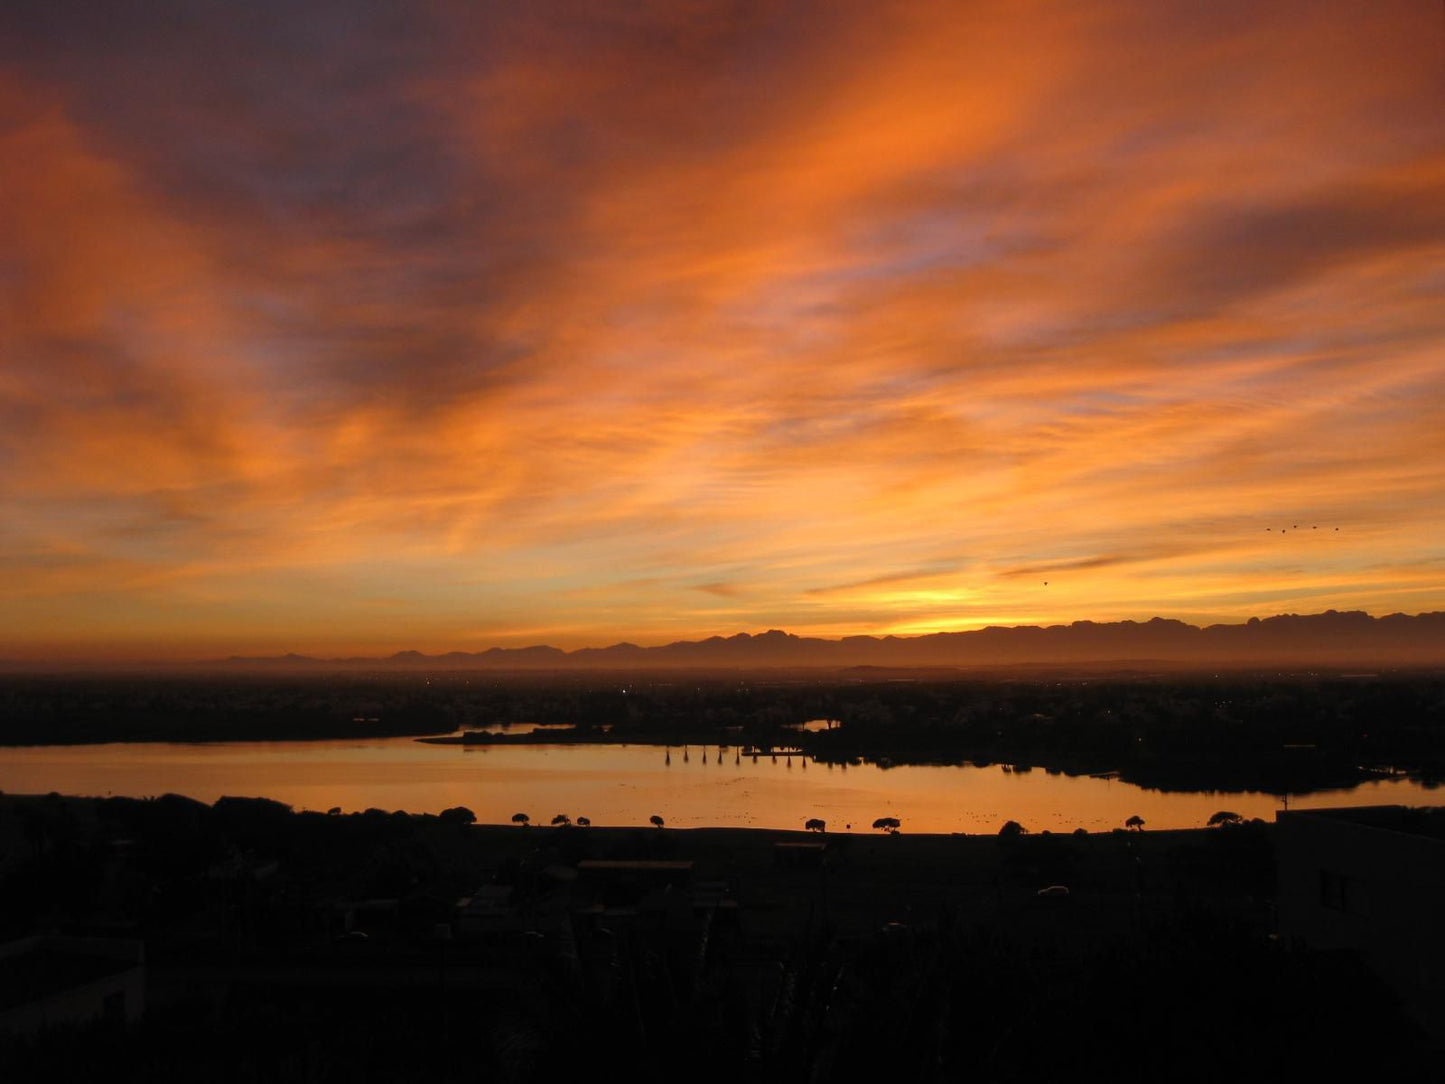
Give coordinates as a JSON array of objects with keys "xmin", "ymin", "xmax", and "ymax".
[{"xmin": 201, "ymin": 611, "xmax": 1445, "ymax": 671}]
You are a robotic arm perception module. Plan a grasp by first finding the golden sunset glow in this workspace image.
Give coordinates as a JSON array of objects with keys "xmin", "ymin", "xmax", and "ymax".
[{"xmin": 2, "ymin": 2, "xmax": 1443, "ymax": 660}]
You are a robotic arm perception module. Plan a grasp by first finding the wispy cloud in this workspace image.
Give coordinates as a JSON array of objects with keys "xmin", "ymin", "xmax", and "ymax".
[{"xmin": 1, "ymin": 1, "xmax": 1442, "ymax": 657}]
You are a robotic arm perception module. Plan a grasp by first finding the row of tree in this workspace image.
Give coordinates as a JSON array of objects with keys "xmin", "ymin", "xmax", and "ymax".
[{"xmin": 445, "ymin": 808, "xmax": 1255, "ymax": 833}]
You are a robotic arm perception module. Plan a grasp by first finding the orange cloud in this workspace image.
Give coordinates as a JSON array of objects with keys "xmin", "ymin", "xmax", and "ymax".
[{"xmin": 1, "ymin": 2, "xmax": 1443, "ymax": 659}]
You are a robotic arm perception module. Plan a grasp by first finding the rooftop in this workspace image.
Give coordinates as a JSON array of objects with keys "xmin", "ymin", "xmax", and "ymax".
[
  {"xmin": 0, "ymin": 939, "xmax": 141, "ymax": 1013},
  {"xmin": 1283, "ymin": 805, "xmax": 1445, "ymax": 844}
]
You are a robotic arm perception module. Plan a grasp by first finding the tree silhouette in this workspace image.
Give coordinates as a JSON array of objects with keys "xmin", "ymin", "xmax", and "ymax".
[
  {"xmin": 650, "ymin": 814, "xmax": 665, "ymax": 828},
  {"xmin": 999, "ymin": 820, "xmax": 1027, "ymax": 838},
  {"xmin": 440, "ymin": 806, "xmax": 476, "ymax": 826},
  {"xmin": 1207, "ymin": 810, "xmax": 1243, "ymax": 827},
  {"xmin": 576, "ymin": 816, "xmax": 591, "ymax": 827},
  {"xmin": 511, "ymin": 812, "xmax": 530, "ymax": 826},
  {"xmin": 1125, "ymin": 815, "xmax": 1145, "ymax": 831},
  {"xmin": 550, "ymin": 813, "xmax": 571, "ymax": 826},
  {"xmin": 871, "ymin": 816, "xmax": 900, "ymax": 832},
  {"xmin": 805, "ymin": 818, "xmax": 826, "ymax": 833}
]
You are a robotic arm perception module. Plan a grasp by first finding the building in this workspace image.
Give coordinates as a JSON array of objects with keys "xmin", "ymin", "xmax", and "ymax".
[
  {"xmin": 0, "ymin": 935, "xmax": 145, "ymax": 1035},
  {"xmin": 1276, "ymin": 805, "xmax": 1445, "ymax": 1039},
  {"xmin": 575, "ymin": 859, "xmax": 694, "ymax": 907},
  {"xmin": 454, "ymin": 884, "xmax": 517, "ymax": 935}
]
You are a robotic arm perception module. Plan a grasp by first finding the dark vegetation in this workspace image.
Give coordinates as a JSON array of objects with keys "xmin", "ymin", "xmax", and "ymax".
[
  {"xmin": 0, "ymin": 674, "xmax": 455, "ymax": 744},
  {"xmin": 4, "ymin": 670, "xmax": 1444, "ymax": 795},
  {"xmin": 1, "ymin": 792, "xmax": 1433, "ymax": 1081},
  {"xmin": 802, "ymin": 672, "xmax": 1445, "ymax": 794}
]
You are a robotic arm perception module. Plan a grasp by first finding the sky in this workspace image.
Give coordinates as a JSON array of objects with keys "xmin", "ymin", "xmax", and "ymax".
[{"xmin": 1, "ymin": 0, "xmax": 1443, "ymax": 661}]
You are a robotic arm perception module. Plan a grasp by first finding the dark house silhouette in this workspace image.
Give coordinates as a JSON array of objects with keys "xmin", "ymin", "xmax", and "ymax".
[
  {"xmin": 0, "ymin": 935, "xmax": 145, "ymax": 1035},
  {"xmin": 1276, "ymin": 805, "xmax": 1445, "ymax": 1040}
]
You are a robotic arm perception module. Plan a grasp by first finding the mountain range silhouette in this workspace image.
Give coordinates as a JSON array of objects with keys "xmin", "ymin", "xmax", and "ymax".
[{"xmin": 221, "ymin": 610, "xmax": 1445, "ymax": 669}]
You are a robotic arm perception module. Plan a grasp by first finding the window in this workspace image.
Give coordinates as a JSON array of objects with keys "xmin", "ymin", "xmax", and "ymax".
[{"xmin": 1318, "ymin": 869, "xmax": 1369, "ymax": 915}]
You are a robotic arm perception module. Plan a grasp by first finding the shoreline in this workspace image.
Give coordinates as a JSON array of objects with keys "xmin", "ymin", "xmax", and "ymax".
[{"xmin": 0, "ymin": 789, "xmax": 1254, "ymax": 844}]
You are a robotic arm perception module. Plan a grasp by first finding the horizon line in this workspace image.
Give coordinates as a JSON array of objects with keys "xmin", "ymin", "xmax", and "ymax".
[{"xmin": 4, "ymin": 607, "xmax": 1442, "ymax": 668}]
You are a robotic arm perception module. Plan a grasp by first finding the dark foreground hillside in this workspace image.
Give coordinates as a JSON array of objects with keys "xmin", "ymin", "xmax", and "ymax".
[{"xmin": 0, "ymin": 793, "xmax": 1433, "ymax": 1081}]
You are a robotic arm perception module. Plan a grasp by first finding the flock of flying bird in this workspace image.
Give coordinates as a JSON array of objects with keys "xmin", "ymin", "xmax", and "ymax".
[{"xmin": 1040, "ymin": 523, "xmax": 1343, "ymax": 586}]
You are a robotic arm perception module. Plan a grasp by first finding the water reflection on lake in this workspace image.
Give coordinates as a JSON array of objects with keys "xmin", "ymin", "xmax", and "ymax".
[
  {"xmin": 0, "ymin": 738, "xmax": 1434, "ymax": 833},
  {"xmin": 467, "ymin": 722, "xmax": 580, "ymax": 736},
  {"xmin": 785, "ymin": 719, "xmax": 839, "ymax": 733}
]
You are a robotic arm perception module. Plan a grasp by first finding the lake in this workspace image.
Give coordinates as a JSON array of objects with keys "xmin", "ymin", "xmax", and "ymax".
[{"xmin": 0, "ymin": 738, "xmax": 1435, "ymax": 832}]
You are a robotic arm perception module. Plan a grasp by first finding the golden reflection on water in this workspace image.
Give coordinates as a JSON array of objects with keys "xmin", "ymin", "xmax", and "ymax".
[{"xmin": 0, "ymin": 739, "xmax": 1434, "ymax": 833}]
